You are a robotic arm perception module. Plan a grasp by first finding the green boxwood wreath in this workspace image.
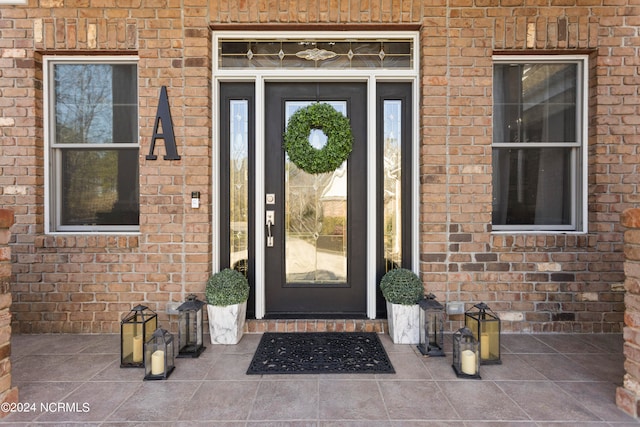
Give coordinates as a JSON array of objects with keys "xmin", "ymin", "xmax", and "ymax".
[{"xmin": 283, "ymin": 103, "xmax": 353, "ymax": 174}]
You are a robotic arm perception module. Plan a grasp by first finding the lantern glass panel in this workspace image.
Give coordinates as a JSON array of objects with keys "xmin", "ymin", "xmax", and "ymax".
[
  {"xmin": 177, "ymin": 295, "xmax": 206, "ymax": 358},
  {"xmin": 417, "ymin": 295, "xmax": 445, "ymax": 357},
  {"xmin": 452, "ymin": 327, "xmax": 480, "ymax": 379},
  {"xmin": 465, "ymin": 302, "xmax": 501, "ymax": 365},
  {"xmin": 120, "ymin": 305, "xmax": 157, "ymax": 368},
  {"xmin": 144, "ymin": 328, "xmax": 175, "ymax": 380}
]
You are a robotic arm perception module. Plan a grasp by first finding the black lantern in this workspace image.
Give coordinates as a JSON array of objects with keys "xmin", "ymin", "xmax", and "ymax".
[
  {"xmin": 452, "ymin": 326, "xmax": 480, "ymax": 379},
  {"xmin": 144, "ymin": 328, "xmax": 176, "ymax": 380},
  {"xmin": 417, "ymin": 294, "xmax": 445, "ymax": 357},
  {"xmin": 177, "ymin": 294, "xmax": 206, "ymax": 358},
  {"xmin": 120, "ymin": 304, "xmax": 157, "ymax": 368},
  {"xmin": 465, "ymin": 302, "xmax": 501, "ymax": 365}
]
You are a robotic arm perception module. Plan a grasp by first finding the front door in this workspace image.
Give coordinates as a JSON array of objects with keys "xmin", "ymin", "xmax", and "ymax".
[{"xmin": 264, "ymin": 82, "xmax": 368, "ymax": 317}]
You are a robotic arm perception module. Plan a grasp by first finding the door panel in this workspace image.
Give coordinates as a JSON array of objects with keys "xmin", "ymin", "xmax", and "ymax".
[{"xmin": 265, "ymin": 82, "xmax": 367, "ymax": 317}]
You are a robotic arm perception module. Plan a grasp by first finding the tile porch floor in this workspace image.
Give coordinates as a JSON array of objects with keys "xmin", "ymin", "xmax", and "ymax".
[{"xmin": 1, "ymin": 332, "xmax": 638, "ymax": 426}]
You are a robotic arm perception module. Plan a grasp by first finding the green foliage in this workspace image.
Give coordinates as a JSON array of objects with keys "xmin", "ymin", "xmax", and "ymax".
[
  {"xmin": 379, "ymin": 268, "xmax": 424, "ymax": 305},
  {"xmin": 283, "ymin": 103, "xmax": 353, "ymax": 175},
  {"xmin": 206, "ymin": 268, "xmax": 250, "ymax": 306}
]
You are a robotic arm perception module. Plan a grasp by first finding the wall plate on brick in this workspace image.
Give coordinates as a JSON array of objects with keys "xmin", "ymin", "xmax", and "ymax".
[
  {"xmin": 166, "ymin": 302, "xmax": 180, "ymax": 315},
  {"xmin": 447, "ymin": 302, "xmax": 465, "ymax": 315}
]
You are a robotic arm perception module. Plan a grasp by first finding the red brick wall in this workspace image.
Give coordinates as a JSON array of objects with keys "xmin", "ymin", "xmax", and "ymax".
[
  {"xmin": 617, "ymin": 208, "xmax": 640, "ymax": 417},
  {"xmin": 421, "ymin": 0, "xmax": 635, "ymax": 332},
  {"xmin": 0, "ymin": 210, "xmax": 18, "ymax": 416},
  {"xmin": 0, "ymin": 0, "xmax": 637, "ymax": 333}
]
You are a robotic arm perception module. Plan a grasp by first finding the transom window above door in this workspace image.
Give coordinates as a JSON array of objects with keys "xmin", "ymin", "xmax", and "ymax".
[{"xmin": 218, "ymin": 39, "xmax": 413, "ymax": 69}]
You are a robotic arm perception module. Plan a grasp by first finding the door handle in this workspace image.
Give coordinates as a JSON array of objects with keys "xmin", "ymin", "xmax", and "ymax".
[{"xmin": 266, "ymin": 210, "xmax": 275, "ymax": 247}]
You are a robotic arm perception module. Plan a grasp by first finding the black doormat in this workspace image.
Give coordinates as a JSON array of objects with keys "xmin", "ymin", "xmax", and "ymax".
[{"xmin": 246, "ymin": 332, "xmax": 395, "ymax": 375}]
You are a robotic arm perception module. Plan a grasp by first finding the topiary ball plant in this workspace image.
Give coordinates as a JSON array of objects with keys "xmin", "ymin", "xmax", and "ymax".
[
  {"xmin": 379, "ymin": 268, "xmax": 424, "ymax": 305},
  {"xmin": 206, "ymin": 268, "xmax": 250, "ymax": 307}
]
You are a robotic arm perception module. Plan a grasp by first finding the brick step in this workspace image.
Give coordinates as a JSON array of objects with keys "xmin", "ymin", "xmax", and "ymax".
[{"xmin": 245, "ymin": 318, "xmax": 388, "ymax": 334}]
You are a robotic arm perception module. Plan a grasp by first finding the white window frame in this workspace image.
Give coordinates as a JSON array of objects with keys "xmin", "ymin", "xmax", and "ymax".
[
  {"xmin": 212, "ymin": 31, "xmax": 420, "ymax": 319},
  {"xmin": 492, "ymin": 55, "xmax": 588, "ymax": 234},
  {"xmin": 44, "ymin": 55, "xmax": 140, "ymax": 234}
]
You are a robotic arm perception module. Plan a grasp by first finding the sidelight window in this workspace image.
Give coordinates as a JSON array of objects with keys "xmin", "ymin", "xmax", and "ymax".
[
  {"xmin": 382, "ymin": 100, "xmax": 402, "ymax": 270},
  {"xmin": 377, "ymin": 83, "xmax": 413, "ymax": 272}
]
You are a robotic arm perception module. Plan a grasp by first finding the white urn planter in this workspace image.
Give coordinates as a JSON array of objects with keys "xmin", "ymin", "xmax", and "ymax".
[
  {"xmin": 379, "ymin": 267, "xmax": 425, "ymax": 345},
  {"xmin": 386, "ymin": 301, "xmax": 420, "ymax": 344},
  {"xmin": 207, "ymin": 301, "xmax": 247, "ymax": 345},
  {"xmin": 205, "ymin": 268, "xmax": 250, "ymax": 345}
]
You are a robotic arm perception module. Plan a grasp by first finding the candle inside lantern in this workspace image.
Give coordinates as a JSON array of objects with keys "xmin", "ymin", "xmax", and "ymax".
[
  {"xmin": 460, "ymin": 349, "xmax": 477, "ymax": 375},
  {"xmin": 480, "ymin": 333, "xmax": 490, "ymax": 360},
  {"xmin": 132, "ymin": 335, "xmax": 143, "ymax": 363},
  {"xmin": 151, "ymin": 350, "xmax": 165, "ymax": 375}
]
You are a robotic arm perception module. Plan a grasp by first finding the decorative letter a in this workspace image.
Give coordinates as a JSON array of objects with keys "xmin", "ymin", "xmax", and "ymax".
[{"xmin": 146, "ymin": 86, "xmax": 181, "ymax": 160}]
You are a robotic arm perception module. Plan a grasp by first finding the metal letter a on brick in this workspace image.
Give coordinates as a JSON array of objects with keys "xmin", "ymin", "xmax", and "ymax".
[{"xmin": 146, "ymin": 86, "xmax": 181, "ymax": 160}]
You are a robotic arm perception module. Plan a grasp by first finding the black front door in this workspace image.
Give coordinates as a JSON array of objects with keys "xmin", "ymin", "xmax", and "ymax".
[{"xmin": 264, "ymin": 82, "xmax": 367, "ymax": 317}]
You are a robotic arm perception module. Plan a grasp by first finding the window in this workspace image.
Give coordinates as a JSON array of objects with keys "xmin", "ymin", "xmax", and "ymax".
[
  {"xmin": 377, "ymin": 83, "xmax": 413, "ymax": 272},
  {"xmin": 218, "ymin": 39, "xmax": 413, "ymax": 69},
  {"xmin": 492, "ymin": 56, "xmax": 587, "ymax": 232},
  {"xmin": 46, "ymin": 58, "xmax": 139, "ymax": 232}
]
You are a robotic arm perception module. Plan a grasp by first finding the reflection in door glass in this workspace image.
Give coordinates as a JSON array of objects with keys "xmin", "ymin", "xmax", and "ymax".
[
  {"xmin": 285, "ymin": 101, "xmax": 348, "ymax": 285},
  {"xmin": 383, "ymin": 100, "xmax": 402, "ymax": 271},
  {"xmin": 230, "ymin": 100, "xmax": 249, "ymax": 274}
]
